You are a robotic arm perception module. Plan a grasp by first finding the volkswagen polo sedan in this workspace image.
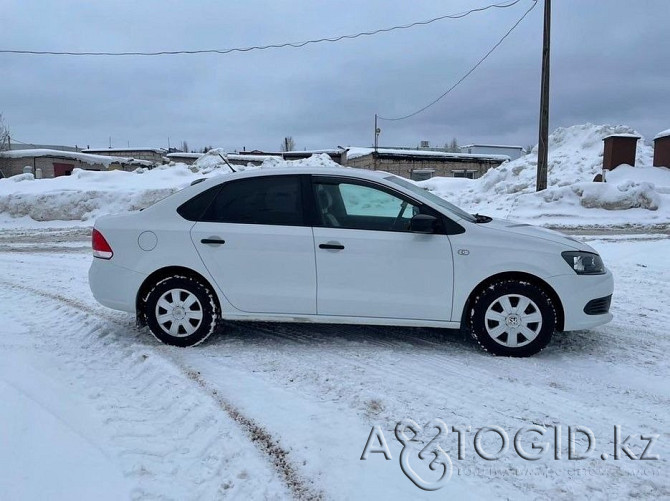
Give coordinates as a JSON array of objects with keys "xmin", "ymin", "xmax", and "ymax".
[{"xmin": 89, "ymin": 166, "xmax": 613, "ymax": 356}]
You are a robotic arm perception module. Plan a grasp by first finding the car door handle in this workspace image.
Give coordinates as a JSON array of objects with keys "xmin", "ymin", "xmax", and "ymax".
[
  {"xmin": 201, "ymin": 238, "xmax": 225, "ymax": 245},
  {"xmin": 319, "ymin": 243, "xmax": 344, "ymax": 250}
]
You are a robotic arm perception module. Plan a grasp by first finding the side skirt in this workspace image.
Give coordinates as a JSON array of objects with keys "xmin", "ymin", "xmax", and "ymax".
[{"xmin": 220, "ymin": 313, "xmax": 460, "ymax": 329}]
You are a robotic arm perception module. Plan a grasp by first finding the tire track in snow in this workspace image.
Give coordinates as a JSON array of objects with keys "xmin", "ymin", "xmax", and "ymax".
[
  {"xmin": 0, "ymin": 279, "xmax": 323, "ymax": 501},
  {"xmin": 181, "ymin": 367, "xmax": 323, "ymax": 501}
]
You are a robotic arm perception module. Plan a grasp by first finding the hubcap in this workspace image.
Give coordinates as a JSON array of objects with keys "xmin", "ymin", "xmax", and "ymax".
[
  {"xmin": 484, "ymin": 294, "xmax": 542, "ymax": 348},
  {"xmin": 155, "ymin": 288, "xmax": 203, "ymax": 338}
]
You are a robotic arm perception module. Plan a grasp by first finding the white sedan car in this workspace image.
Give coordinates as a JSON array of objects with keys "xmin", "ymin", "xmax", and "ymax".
[{"xmin": 89, "ymin": 166, "xmax": 613, "ymax": 356}]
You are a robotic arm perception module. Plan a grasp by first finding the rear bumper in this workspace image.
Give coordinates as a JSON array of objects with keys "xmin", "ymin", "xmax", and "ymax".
[
  {"xmin": 89, "ymin": 258, "xmax": 146, "ymax": 313},
  {"xmin": 548, "ymin": 269, "xmax": 614, "ymax": 331}
]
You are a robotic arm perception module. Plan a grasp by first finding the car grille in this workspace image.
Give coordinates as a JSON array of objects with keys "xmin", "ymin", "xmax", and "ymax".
[{"xmin": 583, "ymin": 295, "xmax": 612, "ymax": 315}]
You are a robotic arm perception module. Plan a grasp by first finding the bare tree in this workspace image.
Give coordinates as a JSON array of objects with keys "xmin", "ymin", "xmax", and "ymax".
[
  {"xmin": 180, "ymin": 140, "xmax": 189, "ymax": 153},
  {"xmin": 445, "ymin": 137, "xmax": 459, "ymax": 153},
  {"xmin": 0, "ymin": 113, "xmax": 9, "ymax": 151},
  {"xmin": 280, "ymin": 136, "xmax": 295, "ymax": 152}
]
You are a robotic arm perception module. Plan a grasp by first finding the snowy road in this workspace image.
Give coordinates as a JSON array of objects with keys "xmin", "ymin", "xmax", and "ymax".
[{"xmin": 1, "ymin": 230, "xmax": 669, "ymax": 500}]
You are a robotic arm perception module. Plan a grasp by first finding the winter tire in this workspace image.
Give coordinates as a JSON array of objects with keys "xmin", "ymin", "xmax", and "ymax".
[
  {"xmin": 144, "ymin": 275, "xmax": 219, "ymax": 347},
  {"xmin": 469, "ymin": 280, "xmax": 556, "ymax": 357}
]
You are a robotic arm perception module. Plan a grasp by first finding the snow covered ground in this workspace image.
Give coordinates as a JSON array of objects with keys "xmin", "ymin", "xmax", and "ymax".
[
  {"xmin": 0, "ymin": 228, "xmax": 668, "ymax": 500},
  {"xmin": 1, "ymin": 124, "xmax": 669, "ymax": 498}
]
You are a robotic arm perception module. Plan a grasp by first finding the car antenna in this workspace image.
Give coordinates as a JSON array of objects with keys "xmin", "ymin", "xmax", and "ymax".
[{"xmin": 217, "ymin": 152, "xmax": 236, "ymax": 173}]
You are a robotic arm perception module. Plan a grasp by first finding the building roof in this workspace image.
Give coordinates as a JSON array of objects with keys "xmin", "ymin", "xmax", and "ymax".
[
  {"xmin": 653, "ymin": 129, "xmax": 670, "ymax": 140},
  {"xmin": 166, "ymin": 152, "xmax": 202, "ymax": 159},
  {"xmin": 459, "ymin": 144, "xmax": 524, "ymax": 150},
  {"xmin": 166, "ymin": 152, "xmax": 277, "ymax": 163},
  {"xmin": 82, "ymin": 147, "xmax": 168, "ymax": 154},
  {"xmin": 228, "ymin": 154, "xmax": 276, "ymax": 162},
  {"xmin": 603, "ymin": 134, "xmax": 641, "ymax": 139},
  {"xmin": 235, "ymin": 148, "xmax": 345, "ymax": 157},
  {"xmin": 345, "ymin": 147, "xmax": 510, "ymax": 162},
  {"xmin": 0, "ymin": 148, "xmax": 154, "ymax": 167}
]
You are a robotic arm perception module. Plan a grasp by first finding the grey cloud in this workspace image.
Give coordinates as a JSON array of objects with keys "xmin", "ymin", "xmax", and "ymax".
[{"xmin": 1, "ymin": 0, "xmax": 668, "ymax": 152}]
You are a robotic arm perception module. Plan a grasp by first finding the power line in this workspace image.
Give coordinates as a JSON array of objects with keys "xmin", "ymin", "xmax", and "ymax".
[
  {"xmin": 378, "ymin": 0, "xmax": 538, "ymax": 121},
  {"xmin": 0, "ymin": 1, "xmax": 523, "ymax": 57},
  {"xmin": 8, "ymin": 137, "xmax": 32, "ymax": 145}
]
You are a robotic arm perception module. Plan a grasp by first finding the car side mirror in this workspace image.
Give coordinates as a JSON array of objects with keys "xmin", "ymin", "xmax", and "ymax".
[{"xmin": 409, "ymin": 214, "xmax": 437, "ymax": 234}]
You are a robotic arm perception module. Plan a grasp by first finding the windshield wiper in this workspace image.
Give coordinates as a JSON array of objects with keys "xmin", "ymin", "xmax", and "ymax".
[{"xmin": 473, "ymin": 213, "xmax": 492, "ymax": 223}]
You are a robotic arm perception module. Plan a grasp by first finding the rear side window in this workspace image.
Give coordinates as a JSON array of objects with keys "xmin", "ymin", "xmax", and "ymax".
[
  {"xmin": 203, "ymin": 175, "xmax": 304, "ymax": 226},
  {"xmin": 177, "ymin": 185, "xmax": 222, "ymax": 221}
]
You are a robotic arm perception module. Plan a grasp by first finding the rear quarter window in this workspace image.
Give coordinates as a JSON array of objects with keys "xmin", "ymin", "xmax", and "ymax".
[{"xmin": 176, "ymin": 185, "xmax": 222, "ymax": 221}]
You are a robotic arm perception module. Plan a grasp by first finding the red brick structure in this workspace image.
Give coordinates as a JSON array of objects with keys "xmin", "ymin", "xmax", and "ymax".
[
  {"xmin": 602, "ymin": 134, "xmax": 640, "ymax": 170},
  {"xmin": 653, "ymin": 130, "xmax": 670, "ymax": 167}
]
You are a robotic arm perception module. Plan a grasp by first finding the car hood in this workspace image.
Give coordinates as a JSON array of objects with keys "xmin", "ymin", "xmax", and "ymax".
[{"xmin": 480, "ymin": 218, "xmax": 597, "ymax": 252}]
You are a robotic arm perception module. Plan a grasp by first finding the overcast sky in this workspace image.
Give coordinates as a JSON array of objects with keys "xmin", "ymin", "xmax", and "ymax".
[{"xmin": 2, "ymin": 0, "xmax": 668, "ymax": 152}]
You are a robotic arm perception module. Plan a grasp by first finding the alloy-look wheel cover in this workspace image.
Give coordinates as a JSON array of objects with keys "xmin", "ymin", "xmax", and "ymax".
[
  {"xmin": 155, "ymin": 288, "xmax": 204, "ymax": 337},
  {"xmin": 484, "ymin": 294, "xmax": 543, "ymax": 348}
]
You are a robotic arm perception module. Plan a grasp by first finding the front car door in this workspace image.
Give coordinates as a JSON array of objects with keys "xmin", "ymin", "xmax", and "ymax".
[
  {"xmin": 310, "ymin": 176, "xmax": 454, "ymax": 321},
  {"xmin": 190, "ymin": 174, "xmax": 316, "ymax": 315}
]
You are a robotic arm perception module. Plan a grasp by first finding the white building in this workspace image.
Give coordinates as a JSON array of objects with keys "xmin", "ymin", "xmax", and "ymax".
[{"xmin": 460, "ymin": 144, "xmax": 524, "ymax": 160}]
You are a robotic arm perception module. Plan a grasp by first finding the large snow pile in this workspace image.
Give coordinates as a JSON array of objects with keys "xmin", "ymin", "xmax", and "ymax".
[
  {"xmin": 0, "ymin": 153, "xmax": 341, "ymax": 223},
  {"xmin": 419, "ymin": 124, "xmax": 670, "ymax": 227}
]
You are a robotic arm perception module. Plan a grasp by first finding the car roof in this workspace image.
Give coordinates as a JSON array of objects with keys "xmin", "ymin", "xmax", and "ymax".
[{"xmin": 192, "ymin": 165, "xmax": 392, "ymax": 190}]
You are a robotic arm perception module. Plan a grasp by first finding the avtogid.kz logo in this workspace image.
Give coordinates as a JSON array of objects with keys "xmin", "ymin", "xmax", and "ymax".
[{"xmin": 360, "ymin": 419, "xmax": 659, "ymax": 491}]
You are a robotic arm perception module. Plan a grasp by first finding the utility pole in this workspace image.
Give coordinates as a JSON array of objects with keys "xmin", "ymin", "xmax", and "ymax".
[
  {"xmin": 536, "ymin": 0, "xmax": 551, "ymax": 191},
  {"xmin": 373, "ymin": 114, "xmax": 380, "ymax": 171}
]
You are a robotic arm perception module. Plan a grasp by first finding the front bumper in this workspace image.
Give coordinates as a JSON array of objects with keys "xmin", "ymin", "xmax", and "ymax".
[
  {"xmin": 547, "ymin": 269, "xmax": 614, "ymax": 331},
  {"xmin": 89, "ymin": 258, "xmax": 147, "ymax": 313}
]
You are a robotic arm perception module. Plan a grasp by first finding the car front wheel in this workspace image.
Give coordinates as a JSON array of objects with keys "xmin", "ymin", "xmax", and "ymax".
[
  {"xmin": 469, "ymin": 280, "xmax": 556, "ymax": 357},
  {"xmin": 144, "ymin": 275, "xmax": 219, "ymax": 347}
]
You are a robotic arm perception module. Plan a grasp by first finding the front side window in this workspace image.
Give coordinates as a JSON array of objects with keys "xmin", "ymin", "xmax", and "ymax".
[
  {"xmin": 385, "ymin": 175, "xmax": 476, "ymax": 223},
  {"xmin": 313, "ymin": 180, "xmax": 427, "ymax": 232},
  {"xmin": 203, "ymin": 175, "xmax": 304, "ymax": 226}
]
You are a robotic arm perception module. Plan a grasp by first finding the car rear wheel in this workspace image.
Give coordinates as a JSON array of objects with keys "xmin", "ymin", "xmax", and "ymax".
[
  {"xmin": 469, "ymin": 280, "xmax": 556, "ymax": 357},
  {"xmin": 144, "ymin": 275, "xmax": 219, "ymax": 347}
]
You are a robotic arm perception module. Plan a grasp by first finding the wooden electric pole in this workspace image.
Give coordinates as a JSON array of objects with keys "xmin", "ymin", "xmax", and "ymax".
[
  {"xmin": 373, "ymin": 113, "xmax": 380, "ymax": 171},
  {"xmin": 536, "ymin": 0, "xmax": 551, "ymax": 191}
]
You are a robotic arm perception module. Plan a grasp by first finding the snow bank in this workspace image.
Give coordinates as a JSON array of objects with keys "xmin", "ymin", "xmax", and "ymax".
[
  {"xmin": 418, "ymin": 124, "xmax": 670, "ymax": 227},
  {"xmin": 0, "ymin": 153, "xmax": 342, "ymax": 223},
  {"xmin": 1, "ymin": 125, "xmax": 668, "ymax": 228}
]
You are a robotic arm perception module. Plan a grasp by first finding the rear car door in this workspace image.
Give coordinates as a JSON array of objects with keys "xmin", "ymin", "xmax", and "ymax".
[
  {"xmin": 189, "ymin": 174, "xmax": 316, "ymax": 314},
  {"xmin": 310, "ymin": 176, "xmax": 454, "ymax": 321}
]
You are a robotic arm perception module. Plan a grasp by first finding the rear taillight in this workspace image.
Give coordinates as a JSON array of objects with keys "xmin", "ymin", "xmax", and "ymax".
[{"xmin": 92, "ymin": 228, "xmax": 113, "ymax": 259}]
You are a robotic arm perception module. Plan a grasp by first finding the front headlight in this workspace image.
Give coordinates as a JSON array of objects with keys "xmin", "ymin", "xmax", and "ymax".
[{"xmin": 561, "ymin": 251, "xmax": 605, "ymax": 275}]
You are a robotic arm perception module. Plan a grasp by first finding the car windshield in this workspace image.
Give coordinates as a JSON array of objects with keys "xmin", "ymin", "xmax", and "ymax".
[{"xmin": 385, "ymin": 176, "xmax": 476, "ymax": 223}]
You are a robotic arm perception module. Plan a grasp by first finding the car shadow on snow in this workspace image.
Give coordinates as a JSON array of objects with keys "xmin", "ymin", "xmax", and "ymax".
[
  {"xmin": 204, "ymin": 322, "xmax": 609, "ymax": 359},
  {"xmin": 209, "ymin": 321, "xmax": 476, "ymax": 352}
]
